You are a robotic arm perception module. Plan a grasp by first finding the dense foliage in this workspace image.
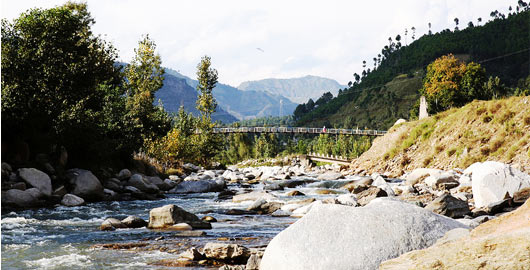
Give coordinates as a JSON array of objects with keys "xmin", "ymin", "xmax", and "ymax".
[
  {"xmin": 145, "ymin": 56, "xmax": 224, "ymax": 167},
  {"xmin": 217, "ymin": 133, "xmax": 372, "ymax": 165},
  {"xmin": 420, "ymin": 54, "xmax": 488, "ymax": 114},
  {"xmin": 1, "ymin": 3, "xmax": 169, "ymax": 168},
  {"xmin": 296, "ymin": 3, "xmax": 530, "ymax": 129}
]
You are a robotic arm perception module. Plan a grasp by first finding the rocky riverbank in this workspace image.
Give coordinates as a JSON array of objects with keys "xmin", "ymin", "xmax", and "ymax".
[{"xmin": 43, "ymin": 157, "xmax": 528, "ymax": 269}]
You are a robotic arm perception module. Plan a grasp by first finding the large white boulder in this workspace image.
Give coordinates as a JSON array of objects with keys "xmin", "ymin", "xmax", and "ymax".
[
  {"xmin": 260, "ymin": 198, "xmax": 467, "ymax": 270},
  {"xmin": 469, "ymin": 161, "xmax": 530, "ymax": 208},
  {"xmin": 18, "ymin": 168, "xmax": 52, "ymax": 196}
]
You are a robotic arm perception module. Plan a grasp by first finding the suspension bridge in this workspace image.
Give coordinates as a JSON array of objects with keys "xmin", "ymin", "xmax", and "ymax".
[{"xmin": 212, "ymin": 127, "xmax": 387, "ymax": 136}]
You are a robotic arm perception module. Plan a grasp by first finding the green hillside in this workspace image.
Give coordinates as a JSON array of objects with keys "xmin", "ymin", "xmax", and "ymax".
[{"xmin": 296, "ymin": 8, "xmax": 530, "ymax": 130}]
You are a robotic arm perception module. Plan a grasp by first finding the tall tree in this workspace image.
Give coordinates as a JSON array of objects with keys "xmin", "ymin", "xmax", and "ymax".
[
  {"xmin": 454, "ymin": 18, "xmax": 459, "ymax": 31},
  {"xmin": 194, "ymin": 55, "xmax": 222, "ymax": 165},
  {"xmin": 124, "ymin": 35, "xmax": 171, "ymax": 146},
  {"xmin": 428, "ymin": 22, "xmax": 432, "ymax": 35}
]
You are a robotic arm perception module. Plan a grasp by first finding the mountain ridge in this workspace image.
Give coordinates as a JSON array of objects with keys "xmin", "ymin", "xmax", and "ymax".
[{"xmin": 238, "ymin": 75, "xmax": 346, "ymax": 104}]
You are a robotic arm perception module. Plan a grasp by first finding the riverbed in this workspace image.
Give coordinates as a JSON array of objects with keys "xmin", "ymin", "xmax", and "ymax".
[{"xmin": 1, "ymin": 175, "xmax": 359, "ymax": 269}]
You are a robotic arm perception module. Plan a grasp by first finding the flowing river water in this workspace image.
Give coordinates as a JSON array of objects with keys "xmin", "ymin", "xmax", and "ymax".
[{"xmin": 1, "ymin": 175, "xmax": 359, "ymax": 269}]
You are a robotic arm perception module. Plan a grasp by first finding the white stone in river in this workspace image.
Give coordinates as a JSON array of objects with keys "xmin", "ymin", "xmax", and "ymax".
[
  {"xmin": 261, "ymin": 198, "xmax": 467, "ymax": 270},
  {"xmin": 469, "ymin": 161, "xmax": 530, "ymax": 208}
]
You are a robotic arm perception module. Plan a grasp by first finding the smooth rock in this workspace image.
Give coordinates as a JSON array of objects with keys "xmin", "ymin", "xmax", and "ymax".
[
  {"xmin": 169, "ymin": 179, "xmax": 225, "ymax": 193},
  {"xmin": 317, "ymin": 172, "xmax": 344, "ymax": 181},
  {"xmin": 261, "ymin": 198, "xmax": 468, "ymax": 270},
  {"xmin": 405, "ymin": 168, "xmax": 443, "ymax": 186},
  {"xmin": 121, "ymin": 216, "xmax": 148, "ymax": 228},
  {"xmin": 18, "ymin": 168, "xmax": 52, "ymax": 196},
  {"xmin": 66, "ymin": 169, "xmax": 104, "ymax": 200},
  {"xmin": 286, "ymin": 190, "xmax": 304, "ymax": 196},
  {"xmin": 117, "ymin": 169, "xmax": 132, "ymax": 180},
  {"xmin": 290, "ymin": 201, "xmax": 322, "ymax": 218},
  {"xmin": 469, "ymin": 161, "xmax": 530, "ymax": 208},
  {"xmin": 25, "ymin": 188, "xmax": 43, "ymax": 199},
  {"xmin": 146, "ymin": 176, "xmax": 172, "ymax": 191},
  {"xmin": 128, "ymin": 174, "xmax": 159, "ymax": 194},
  {"xmin": 263, "ymin": 183, "xmax": 283, "ymax": 191},
  {"xmin": 232, "ymin": 192, "xmax": 276, "ymax": 203},
  {"xmin": 203, "ymin": 242, "xmax": 250, "ymax": 263},
  {"xmin": 3, "ymin": 189, "xmax": 39, "ymax": 207},
  {"xmin": 169, "ymin": 223, "xmax": 193, "ymax": 231},
  {"xmin": 271, "ymin": 209, "xmax": 291, "ymax": 217},
  {"xmin": 124, "ymin": 186, "xmax": 141, "ymax": 193},
  {"xmin": 103, "ymin": 178, "xmax": 122, "ymax": 192},
  {"xmin": 100, "ymin": 218, "xmax": 127, "ymax": 231},
  {"xmin": 61, "ymin": 194, "xmax": 85, "ymax": 207},
  {"xmin": 148, "ymin": 204, "xmax": 211, "ymax": 229},
  {"xmin": 424, "ymin": 172, "xmax": 459, "ymax": 190},
  {"xmin": 356, "ymin": 187, "xmax": 387, "ymax": 206},
  {"xmin": 336, "ymin": 194, "xmax": 358, "ymax": 206},
  {"xmin": 425, "ymin": 194, "xmax": 471, "ymax": 218},
  {"xmin": 201, "ymin": 216, "xmax": 217, "ymax": 222}
]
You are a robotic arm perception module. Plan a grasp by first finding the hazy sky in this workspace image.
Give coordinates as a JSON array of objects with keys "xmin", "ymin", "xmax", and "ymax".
[{"xmin": 1, "ymin": 0, "xmax": 515, "ymax": 86}]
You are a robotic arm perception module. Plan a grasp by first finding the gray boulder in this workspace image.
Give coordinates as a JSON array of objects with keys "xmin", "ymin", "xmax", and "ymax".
[
  {"xmin": 148, "ymin": 204, "xmax": 211, "ymax": 229},
  {"xmin": 317, "ymin": 172, "xmax": 344, "ymax": 180},
  {"xmin": 260, "ymin": 198, "xmax": 467, "ymax": 270},
  {"xmin": 169, "ymin": 179, "xmax": 225, "ymax": 193},
  {"xmin": 146, "ymin": 176, "xmax": 172, "ymax": 191},
  {"xmin": 3, "ymin": 189, "xmax": 39, "ymax": 207},
  {"xmin": 425, "ymin": 194, "xmax": 470, "ymax": 218},
  {"xmin": 469, "ymin": 161, "xmax": 530, "ymax": 208},
  {"xmin": 66, "ymin": 169, "xmax": 104, "ymax": 200},
  {"xmin": 61, "ymin": 194, "xmax": 85, "ymax": 207},
  {"xmin": 128, "ymin": 174, "xmax": 159, "ymax": 194},
  {"xmin": 100, "ymin": 218, "xmax": 127, "ymax": 231},
  {"xmin": 424, "ymin": 172, "xmax": 459, "ymax": 190},
  {"xmin": 356, "ymin": 186, "xmax": 387, "ymax": 206},
  {"xmin": 18, "ymin": 168, "xmax": 52, "ymax": 196},
  {"xmin": 117, "ymin": 169, "xmax": 132, "ymax": 180},
  {"xmin": 121, "ymin": 215, "xmax": 148, "ymax": 228},
  {"xmin": 103, "ymin": 178, "xmax": 122, "ymax": 192}
]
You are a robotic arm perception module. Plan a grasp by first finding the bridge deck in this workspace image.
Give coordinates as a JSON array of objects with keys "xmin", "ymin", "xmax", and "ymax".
[{"xmin": 212, "ymin": 127, "xmax": 386, "ymax": 136}]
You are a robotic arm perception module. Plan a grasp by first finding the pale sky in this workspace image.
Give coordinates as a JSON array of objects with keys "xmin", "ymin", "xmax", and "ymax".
[{"xmin": 1, "ymin": 0, "xmax": 515, "ymax": 87}]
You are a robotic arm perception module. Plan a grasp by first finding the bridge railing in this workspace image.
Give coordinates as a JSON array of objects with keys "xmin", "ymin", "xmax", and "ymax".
[{"xmin": 211, "ymin": 127, "xmax": 387, "ymax": 136}]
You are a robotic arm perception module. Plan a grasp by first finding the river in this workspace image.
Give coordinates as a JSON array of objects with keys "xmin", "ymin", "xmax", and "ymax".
[{"xmin": 1, "ymin": 176, "xmax": 359, "ymax": 269}]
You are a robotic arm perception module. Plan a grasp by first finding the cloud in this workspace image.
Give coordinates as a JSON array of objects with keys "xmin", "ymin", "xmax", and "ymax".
[{"xmin": 1, "ymin": 0, "xmax": 513, "ymax": 86}]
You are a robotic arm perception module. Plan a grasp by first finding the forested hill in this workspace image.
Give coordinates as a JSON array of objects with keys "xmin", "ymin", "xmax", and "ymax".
[{"xmin": 295, "ymin": 8, "xmax": 530, "ymax": 130}]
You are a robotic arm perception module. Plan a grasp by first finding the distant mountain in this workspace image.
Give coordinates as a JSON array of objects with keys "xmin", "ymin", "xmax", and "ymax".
[
  {"xmin": 162, "ymin": 68, "xmax": 297, "ymax": 120},
  {"xmin": 155, "ymin": 73, "xmax": 238, "ymax": 123},
  {"xmin": 237, "ymin": 75, "xmax": 346, "ymax": 104}
]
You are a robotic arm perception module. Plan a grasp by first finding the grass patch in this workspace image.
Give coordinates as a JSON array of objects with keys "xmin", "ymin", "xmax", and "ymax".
[
  {"xmin": 435, "ymin": 144, "xmax": 445, "ymax": 154},
  {"xmin": 422, "ymin": 155, "xmax": 433, "ymax": 166},
  {"xmin": 447, "ymin": 147, "xmax": 457, "ymax": 157}
]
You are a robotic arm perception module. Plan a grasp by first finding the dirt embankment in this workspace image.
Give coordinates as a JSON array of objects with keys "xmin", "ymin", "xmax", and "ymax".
[{"xmin": 351, "ymin": 96, "xmax": 530, "ymax": 177}]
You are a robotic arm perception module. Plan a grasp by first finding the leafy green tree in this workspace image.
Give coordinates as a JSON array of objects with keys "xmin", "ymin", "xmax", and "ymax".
[
  {"xmin": 124, "ymin": 35, "xmax": 171, "ymax": 147},
  {"xmin": 1, "ymin": 2, "xmax": 126, "ymax": 164},
  {"xmin": 420, "ymin": 54, "xmax": 489, "ymax": 113},
  {"xmin": 194, "ymin": 56, "xmax": 223, "ymax": 164}
]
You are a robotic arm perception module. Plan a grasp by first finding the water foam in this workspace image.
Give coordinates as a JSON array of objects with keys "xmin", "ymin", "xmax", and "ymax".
[{"xmin": 24, "ymin": 253, "xmax": 92, "ymax": 269}]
